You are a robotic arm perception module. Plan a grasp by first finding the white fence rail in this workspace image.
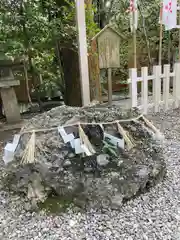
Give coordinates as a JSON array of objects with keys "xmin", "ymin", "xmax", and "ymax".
[{"xmin": 128, "ymin": 63, "xmax": 180, "ymax": 114}]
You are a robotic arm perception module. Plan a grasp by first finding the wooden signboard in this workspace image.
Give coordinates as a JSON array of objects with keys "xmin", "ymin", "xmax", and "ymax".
[
  {"xmin": 95, "ymin": 26, "xmax": 121, "ymax": 69},
  {"xmin": 92, "ymin": 25, "xmax": 122, "ymax": 105}
]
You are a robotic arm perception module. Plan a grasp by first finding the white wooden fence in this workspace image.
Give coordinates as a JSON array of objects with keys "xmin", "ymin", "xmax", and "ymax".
[{"xmin": 128, "ymin": 63, "xmax": 180, "ymax": 114}]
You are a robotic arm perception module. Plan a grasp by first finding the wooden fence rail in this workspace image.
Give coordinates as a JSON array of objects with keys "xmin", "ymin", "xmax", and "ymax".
[{"xmin": 128, "ymin": 63, "xmax": 180, "ymax": 114}]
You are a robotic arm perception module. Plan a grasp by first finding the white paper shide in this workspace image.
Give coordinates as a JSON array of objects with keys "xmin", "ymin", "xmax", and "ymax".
[{"xmin": 3, "ymin": 134, "xmax": 21, "ymax": 164}]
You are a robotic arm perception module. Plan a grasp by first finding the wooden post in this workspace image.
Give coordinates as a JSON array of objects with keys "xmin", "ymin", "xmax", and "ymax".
[
  {"xmin": 107, "ymin": 68, "xmax": 112, "ymax": 105},
  {"xmin": 85, "ymin": 0, "xmax": 102, "ymax": 102},
  {"xmin": 75, "ymin": 0, "xmax": 90, "ymax": 106},
  {"xmin": 89, "ymin": 39, "xmax": 102, "ymax": 102}
]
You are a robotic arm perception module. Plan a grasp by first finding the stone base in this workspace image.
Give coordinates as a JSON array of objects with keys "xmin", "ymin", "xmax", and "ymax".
[
  {"xmin": 2, "ymin": 105, "xmax": 166, "ymax": 210},
  {"xmin": 0, "ymin": 87, "xmax": 20, "ymax": 123}
]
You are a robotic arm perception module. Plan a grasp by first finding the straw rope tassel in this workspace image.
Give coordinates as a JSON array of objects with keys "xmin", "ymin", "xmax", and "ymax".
[
  {"xmin": 116, "ymin": 122, "xmax": 134, "ymax": 150},
  {"xmin": 141, "ymin": 116, "xmax": 164, "ymax": 141},
  {"xmin": 21, "ymin": 130, "xmax": 36, "ymax": 165},
  {"xmin": 141, "ymin": 116, "xmax": 160, "ymax": 134},
  {"xmin": 133, "ymin": 119, "xmax": 155, "ymax": 138},
  {"xmin": 78, "ymin": 124, "xmax": 96, "ymax": 154}
]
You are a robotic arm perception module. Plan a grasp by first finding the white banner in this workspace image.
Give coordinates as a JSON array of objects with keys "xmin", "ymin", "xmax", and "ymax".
[
  {"xmin": 129, "ymin": 0, "xmax": 138, "ymax": 32},
  {"xmin": 162, "ymin": 0, "xmax": 177, "ymax": 30}
]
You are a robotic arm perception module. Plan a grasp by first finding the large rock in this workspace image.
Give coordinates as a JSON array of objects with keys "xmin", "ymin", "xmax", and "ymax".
[{"xmin": 3, "ymin": 105, "xmax": 166, "ymax": 210}]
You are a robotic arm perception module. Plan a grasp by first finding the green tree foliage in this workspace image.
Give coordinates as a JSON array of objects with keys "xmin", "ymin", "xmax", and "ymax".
[
  {"xmin": 0, "ymin": 0, "xmax": 100, "ymax": 99},
  {"xmin": 108, "ymin": 0, "xmax": 179, "ymax": 67},
  {"xmin": 0, "ymin": 0, "xmax": 178, "ymax": 100},
  {"xmin": 0, "ymin": 0, "xmax": 76, "ymax": 98}
]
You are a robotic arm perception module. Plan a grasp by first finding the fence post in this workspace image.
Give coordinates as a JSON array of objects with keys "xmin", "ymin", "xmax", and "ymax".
[
  {"xmin": 153, "ymin": 65, "xmax": 161, "ymax": 112},
  {"xmin": 129, "ymin": 68, "xmax": 137, "ymax": 108},
  {"xmin": 173, "ymin": 62, "xmax": 180, "ymax": 108},
  {"xmin": 163, "ymin": 64, "xmax": 170, "ymax": 110},
  {"xmin": 141, "ymin": 67, "xmax": 148, "ymax": 114}
]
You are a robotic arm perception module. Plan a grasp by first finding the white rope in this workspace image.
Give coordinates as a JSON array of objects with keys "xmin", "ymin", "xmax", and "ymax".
[{"xmin": 20, "ymin": 114, "xmax": 144, "ymax": 135}]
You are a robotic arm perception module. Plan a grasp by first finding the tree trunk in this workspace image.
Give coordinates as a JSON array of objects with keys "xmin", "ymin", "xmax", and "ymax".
[
  {"xmin": 20, "ymin": 2, "xmax": 43, "ymax": 111},
  {"xmin": 60, "ymin": 47, "xmax": 82, "ymax": 106}
]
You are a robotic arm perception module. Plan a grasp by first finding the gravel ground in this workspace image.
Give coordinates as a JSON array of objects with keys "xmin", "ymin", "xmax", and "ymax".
[{"xmin": 1, "ymin": 108, "xmax": 180, "ymax": 240}]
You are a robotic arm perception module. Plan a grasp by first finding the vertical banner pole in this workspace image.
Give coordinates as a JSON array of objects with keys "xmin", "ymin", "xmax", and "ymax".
[
  {"xmin": 131, "ymin": 0, "xmax": 137, "ymax": 68},
  {"xmin": 133, "ymin": 10, "xmax": 137, "ymax": 68},
  {"xmin": 128, "ymin": 0, "xmax": 138, "ymax": 100},
  {"xmin": 159, "ymin": 2, "xmax": 163, "ymax": 65}
]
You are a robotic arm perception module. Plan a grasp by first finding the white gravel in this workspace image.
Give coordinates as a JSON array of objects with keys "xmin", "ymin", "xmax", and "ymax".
[{"xmin": 1, "ymin": 108, "xmax": 180, "ymax": 240}]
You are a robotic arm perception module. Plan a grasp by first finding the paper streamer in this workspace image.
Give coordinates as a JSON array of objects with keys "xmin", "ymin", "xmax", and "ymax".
[
  {"xmin": 58, "ymin": 126, "xmax": 75, "ymax": 143},
  {"xmin": 3, "ymin": 134, "xmax": 20, "ymax": 164},
  {"xmin": 104, "ymin": 132, "xmax": 124, "ymax": 149}
]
